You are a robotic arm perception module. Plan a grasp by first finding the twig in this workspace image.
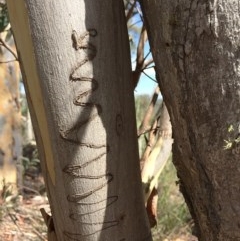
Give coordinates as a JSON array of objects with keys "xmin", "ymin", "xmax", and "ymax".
[
  {"xmin": 135, "ymin": 3, "xmax": 144, "ymax": 22},
  {"xmin": 144, "ymin": 64, "xmax": 155, "ymax": 70},
  {"xmin": 0, "ymin": 59, "xmax": 18, "ymax": 63},
  {"xmin": 138, "ymin": 127, "xmax": 160, "ymax": 138},
  {"xmin": 133, "ymin": 25, "xmax": 148, "ymax": 88},
  {"xmin": 140, "ymin": 119, "xmax": 159, "ymax": 171},
  {"xmin": 126, "ymin": 0, "xmax": 137, "ymax": 22},
  {"xmin": 142, "ymin": 70, "xmax": 157, "ymax": 83},
  {"xmin": 0, "ymin": 38, "xmax": 18, "ymax": 61},
  {"xmin": 138, "ymin": 86, "xmax": 160, "ymax": 136},
  {"xmin": 136, "ymin": 26, "xmax": 147, "ymax": 66},
  {"xmin": 7, "ymin": 208, "xmax": 24, "ymax": 235},
  {"xmin": 18, "ymin": 185, "xmax": 41, "ymax": 195},
  {"xmin": 142, "ymin": 50, "xmax": 151, "ymax": 63},
  {"xmin": 23, "ymin": 214, "xmax": 47, "ymax": 240},
  {"xmin": 143, "ymin": 59, "xmax": 154, "ymax": 69},
  {"xmin": 128, "ymin": 19, "xmax": 142, "ymax": 29},
  {"xmin": 31, "ymin": 225, "xmax": 47, "ymax": 241}
]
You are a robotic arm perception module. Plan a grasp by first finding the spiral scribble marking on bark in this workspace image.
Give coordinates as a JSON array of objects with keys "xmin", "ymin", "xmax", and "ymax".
[{"xmin": 61, "ymin": 29, "xmax": 120, "ymax": 239}]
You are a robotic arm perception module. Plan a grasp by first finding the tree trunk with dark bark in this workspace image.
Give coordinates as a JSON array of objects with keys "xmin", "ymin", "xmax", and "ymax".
[
  {"xmin": 7, "ymin": 0, "xmax": 152, "ymax": 240},
  {"xmin": 140, "ymin": 1, "xmax": 240, "ymax": 240}
]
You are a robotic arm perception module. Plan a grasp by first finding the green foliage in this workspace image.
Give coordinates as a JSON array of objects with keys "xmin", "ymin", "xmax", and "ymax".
[
  {"xmin": 0, "ymin": 3, "xmax": 9, "ymax": 33},
  {"xmin": 0, "ymin": 179, "xmax": 11, "ymax": 220},
  {"xmin": 0, "ymin": 179, "xmax": 13, "ymax": 201},
  {"xmin": 21, "ymin": 143, "xmax": 40, "ymax": 176},
  {"xmin": 223, "ymin": 124, "xmax": 240, "ymax": 150},
  {"xmin": 21, "ymin": 156, "xmax": 40, "ymax": 174}
]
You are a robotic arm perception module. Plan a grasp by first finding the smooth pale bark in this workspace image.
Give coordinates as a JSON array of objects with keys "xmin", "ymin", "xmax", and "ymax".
[
  {"xmin": 7, "ymin": 1, "xmax": 151, "ymax": 240},
  {"xmin": 140, "ymin": 1, "xmax": 240, "ymax": 241}
]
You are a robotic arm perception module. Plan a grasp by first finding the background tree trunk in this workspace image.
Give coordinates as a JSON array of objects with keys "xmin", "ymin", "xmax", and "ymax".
[
  {"xmin": 7, "ymin": 0, "xmax": 151, "ymax": 240},
  {"xmin": 140, "ymin": 1, "xmax": 240, "ymax": 240},
  {"xmin": 0, "ymin": 31, "xmax": 21, "ymax": 190}
]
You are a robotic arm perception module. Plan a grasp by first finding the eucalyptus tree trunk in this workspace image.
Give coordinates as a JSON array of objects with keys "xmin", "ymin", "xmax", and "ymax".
[
  {"xmin": 0, "ymin": 32, "xmax": 21, "ymax": 189},
  {"xmin": 140, "ymin": 1, "xmax": 240, "ymax": 241},
  {"xmin": 7, "ymin": 1, "xmax": 152, "ymax": 240}
]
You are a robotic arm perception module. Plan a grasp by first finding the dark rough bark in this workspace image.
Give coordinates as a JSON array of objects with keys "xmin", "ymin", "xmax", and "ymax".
[{"xmin": 140, "ymin": 1, "xmax": 240, "ymax": 240}]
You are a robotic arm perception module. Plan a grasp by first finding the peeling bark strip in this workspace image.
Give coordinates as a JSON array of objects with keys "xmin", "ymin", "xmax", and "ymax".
[{"xmin": 140, "ymin": 0, "xmax": 240, "ymax": 240}]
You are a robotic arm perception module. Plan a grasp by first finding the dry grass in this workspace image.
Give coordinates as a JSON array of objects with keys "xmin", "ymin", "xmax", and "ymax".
[
  {"xmin": 152, "ymin": 160, "xmax": 198, "ymax": 241},
  {"xmin": 0, "ymin": 161, "xmax": 198, "ymax": 241},
  {"xmin": 0, "ymin": 181, "xmax": 48, "ymax": 241}
]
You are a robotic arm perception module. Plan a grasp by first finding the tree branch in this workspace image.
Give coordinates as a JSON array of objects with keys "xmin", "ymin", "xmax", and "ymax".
[
  {"xmin": 0, "ymin": 38, "xmax": 18, "ymax": 61},
  {"xmin": 132, "ymin": 25, "xmax": 148, "ymax": 88},
  {"xmin": 125, "ymin": 0, "xmax": 137, "ymax": 22},
  {"xmin": 0, "ymin": 59, "xmax": 18, "ymax": 63},
  {"xmin": 143, "ymin": 58, "xmax": 154, "ymax": 69},
  {"xmin": 138, "ymin": 86, "xmax": 160, "ymax": 136}
]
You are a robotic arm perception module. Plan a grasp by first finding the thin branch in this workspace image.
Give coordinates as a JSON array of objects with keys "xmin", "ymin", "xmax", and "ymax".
[
  {"xmin": 129, "ymin": 3, "xmax": 155, "ymax": 88},
  {"xmin": 18, "ymin": 185, "xmax": 41, "ymax": 195},
  {"xmin": 142, "ymin": 70, "xmax": 157, "ymax": 83},
  {"xmin": 135, "ymin": 3, "xmax": 144, "ymax": 22},
  {"xmin": 144, "ymin": 64, "xmax": 155, "ymax": 70},
  {"xmin": 140, "ymin": 119, "xmax": 158, "ymax": 171},
  {"xmin": 138, "ymin": 86, "xmax": 160, "ymax": 136},
  {"xmin": 0, "ymin": 59, "xmax": 18, "ymax": 63},
  {"xmin": 0, "ymin": 38, "xmax": 18, "ymax": 60},
  {"xmin": 126, "ymin": 0, "xmax": 137, "ymax": 22},
  {"xmin": 132, "ymin": 25, "xmax": 148, "ymax": 88},
  {"xmin": 143, "ymin": 50, "xmax": 151, "ymax": 63},
  {"xmin": 136, "ymin": 26, "xmax": 147, "ymax": 67},
  {"xmin": 32, "ymin": 228, "xmax": 46, "ymax": 241},
  {"xmin": 138, "ymin": 127, "xmax": 160, "ymax": 138},
  {"xmin": 7, "ymin": 208, "xmax": 24, "ymax": 235},
  {"xmin": 143, "ymin": 59, "xmax": 154, "ymax": 69},
  {"xmin": 128, "ymin": 19, "xmax": 142, "ymax": 29}
]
